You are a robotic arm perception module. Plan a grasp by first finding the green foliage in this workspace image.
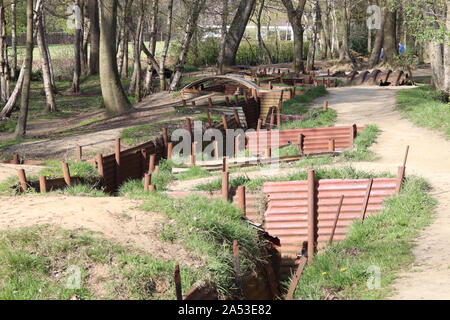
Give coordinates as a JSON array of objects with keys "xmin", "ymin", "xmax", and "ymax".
[
  {"xmin": 293, "ymin": 177, "xmax": 436, "ymax": 300},
  {"xmin": 0, "ymin": 119, "xmax": 17, "ymax": 133},
  {"xmin": 40, "ymin": 160, "xmax": 99, "ymax": 181},
  {"xmin": 0, "ymin": 226, "xmax": 200, "ymax": 300},
  {"xmin": 280, "ymin": 109, "xmax": 337, "ymax": 130},
  {"xmin": 282, "ymin": 86, "xmax": 328, "ymax": 115},
  {"xmin": 397, "ymin": 86, "xmax": 450, "ymax": 138},
  {"xmin": 177, "ymin": 166, "xmax": 212, "ymax": 181},
  {"xmin": 62, "ymin": 184, "xmax": 107, "ymax": 198},
  {"xmin": 140, "ymin": 193, "xmax": 263, "ymax": 296}
]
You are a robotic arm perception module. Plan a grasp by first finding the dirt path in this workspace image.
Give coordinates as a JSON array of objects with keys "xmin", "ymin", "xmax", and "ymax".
[
  {"xmin": 0, "ymin": 196, "xmax": 203, "ymax": 267},
  {"xmin": 318, "ymin": 86, "xmax": 450, "ymax": 300}
]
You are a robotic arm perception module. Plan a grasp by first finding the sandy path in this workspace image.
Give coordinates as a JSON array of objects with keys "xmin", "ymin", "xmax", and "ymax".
[
  {"xmin": 318, "ymin": 86, "xmax": 450, "ymax": 300},
  {"xmin": 0, "ymin": 196, "xmax": 203, "ymax": 267}
]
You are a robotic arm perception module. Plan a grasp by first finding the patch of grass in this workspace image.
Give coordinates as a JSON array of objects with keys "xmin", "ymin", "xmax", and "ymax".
[
  {"xmin": 177, "ymin": 166, "xmax": 212, "ymax": 181},
  {"xmin": 342, "ymin": 125, "xmax": 381, "ymax": 161},
  {"xmin": 0, "ymin": 225, "xmax": 201, "ymax": 300},
  {"xmin": 139, "ymin": 193, "xmax": 263, "ymax": 297},
  {"xmin": 194, "ymin": 167, "xmax": 392, "ymax": 192},
  {"xmin": 292, "ymin": 156, "xmax": 334, "ymax": 168},
  {"xmin": 282, "ymin": 86, "xmax": 328, "ymax": 115},
  {"xmin": 0, "ymin": 119, "xmax": 17, "ymax": 133},
  {"xmin": 397, "ymin": 86, "xmax": 450, "ymax": 138},
  {"xmin": 273, "ymin": 145, "xmax": 301, "ymax": 158},
  {"xmin": 120, "ymin": 117, "xmax": 180, "ymax": 146},
  {"xmin": 40, "ymin": 160, "xmax": 99, "ymax": 181},
  {"xmin": 280, "ymin": 108, "xmax": 337, "ymax": 130},
  {"xmin": 293, "ymin": 177, "xmax": 436, "ymax": 300},
  {"xmin": 61, "ymin": 184, "xmax": 107, "ymax": 197}
]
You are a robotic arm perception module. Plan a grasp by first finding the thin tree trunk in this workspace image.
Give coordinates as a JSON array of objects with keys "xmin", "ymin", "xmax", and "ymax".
[
  {"xmin": 0, "ymin": 0, "xmax": 10, "ymax": 102},
  {"xmin": 256, "ymin": 0, "xmax": 273, "ymax": 64},
  {"xmin": 129, "ymin": 14, "xmax": 144, "ymax": 102},
  {"xmin": 339, "ymin": 0, "xmax": 351, "ymax": 62},
  {"xmin": 42, "ymin": 11, "xmax": 56, "ymax": 92},
  {"xmin": 444, "ymin": 1, "xmax": 450, "ymax": 94},
  {"xmin": 10, "ymin": 0, "xmax": 17, "ymax": 80},
  {"xmin": 99, "ymin": 0, "xmax": 132, "ymax": 114},
  {"xmin": 383, "ymin": 4, "xmax": 397, "ymax": 65},
  {"xmin": 81, "ymin": 4, "xmax": 89, "ymax": 74},
  {"xmin": 369, "ymin": 7, "xmax": 384, "ymax": 68},
  {"xmin": 72, "ymin": 0, "xmax": 82, "ymax": 92},
  {"xmin": 282, "ymin": 0, "xmax": 307, "ymax": 73},
  {"xmin": 217, "ymin": 0, "xmax": 229, "ymax": 74},
  {"xmin": 169, "ymin": 0, "xmax": 206, "ymax": 91},
  {"xmin": 37, "ymin": 10, "xmax": 57, "ymax": 113},
  {"xmin": 144, "ymin": 0, "xmax": 159, "ymax": 94},
  {"xmin": 88, "ymin": 0, "xmax": 100, "ymax": 75},
  {"xmin": 15, "ymin": 0, "xmax": 34, "ymax": 138},
  {"xmin": 160, "ymin": 0, "xmax": 173, "ymax": 91}
]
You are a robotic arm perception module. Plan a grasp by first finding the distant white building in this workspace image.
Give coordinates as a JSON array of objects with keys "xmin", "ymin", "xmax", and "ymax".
[{"xmin": 200, "ymin": 24, "xmax": 294, "ymax": 41}]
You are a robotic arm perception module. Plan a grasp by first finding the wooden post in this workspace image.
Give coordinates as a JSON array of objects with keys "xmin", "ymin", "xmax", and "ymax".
[
  {"xmin": 61, "ymin": 162, "xmax": 72, "ymax": 187},
  {"xmin": 307, "ymin": 169, "xmax": 317, "ymax": 262},
  {"xmin": 167, "ymin": 143, "xmax": 174, "ymax": 160},
  {"xmin": 222, "ymin": 114, "xmax": 229, "ymax": 130},
  {"xmin": 190, "ymin": 153, "xmax": 196, "ymax": 167},
  {"xmin": 13, "ymin": 153, "xmax": 20, "ymax": 165},
  {"xmin": 185, "ymin": 118, "xmax": 192, "ymax": 137},
  {"xmin": 269, "ymin": 81, "xmax": 273, "ymax": 90},
  {"xmin": 225, "ymin": 96, "xmax": 231, "ymax": 106},
  {"xmin": 191, "ymin": 100, "xmax": 196, "ymax": 106},
  {"xmin": 149, "ymin": 154, "xmax": 156, "ymax": 174},
  {"xmin": 329, "ymin": 195, "xmax": 345, "ymax": 245},
  {"xmin": 328, "ymin": 139, "xmax": 336, "ymax": 152},
  {"xmin": 237, "ymin": 186, "xmax": 246, "ymax": 216},
  {"xmin": 289, "ymin": 88, "xmax": 294, "ymax": 99},
  {"xmin": 396, "ymin": 166, "xmax": 406, "ymax": 193},
  {"xmin": 182, "ymin": 100, "xmax": 187, "ymax": 107},
  {"xmin": 222, "ymin": 171, "xmax": 229, "ymax": 201},
  {"xmin": 208, "ymin": 97, "xmax": 214, "ymax": 107},
  {"xmin": 115, "ymin": 137, "xmax": 121, "ymax": 186},
  {"xmin": 222, "ymin": 157, "xmax": 228, "ymax": 172},
  {"xmin": 39, "ymin": 176, "xmax": 48, "ymax": 193},
  {"xmin": 162, "ymin": 128, "xmax": 169, "ymax": 147},
  {"xmin": 323, "ymin": 100, "xmax": 329, "ymax": 112},
  {"xmin": 266, "ymin": 146, "xmax": 272, "ymax": 159},
  {"xmin": 75, "ymin": 145, "xmax": 82, "ymax": 161},
  {"xmin": 96, "ymin": 154, "xmax": 104, "ymax": 177},
  {"xmin": 17, "ymin": 169, "xmax": 27, "ymax": 192},
  {"xmin": 298, "ymin": 134, "xmax": 305, "ymax": 154},
  {"xmin": 174, "ymin": 265, "xmax": 183, "ymax": 301},
  {"xmin": 234, "ymin": 94, "xmax": 239, "ymax": 106},
  {"xmin": 360, "ymin": 179, "xmax": 374, "ymax": 221},
  {"xmin": 206, "ymin": 109, "xmax": 213, "ymax": 127}
]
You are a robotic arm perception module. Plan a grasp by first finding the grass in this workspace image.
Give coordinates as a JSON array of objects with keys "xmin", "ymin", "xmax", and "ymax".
[
  {"xmin": 342, "ymin": 125, "xmax": 381, "ymax": 161},
  {"xmin": 280, "ymin": 108, "xmax": 337, "ymax": 130},
  {"xmin": 0, "ymin": 225, "xmax": 201, "ymax": 300},
  {"xmin": 194, "ymin": 166, "xmax": 393, "ymax": 192},
  {"xmin": 177, "ymin": 166, "xmax": 212, "ymax": 181},
  {"xmin": 282, "ymin": 86, "xmax": 328, "ymax": 115},
  {"xmin": 397, "ymin": 86, "xmax": 450, "ymax": 138},
  {"xmin": 40, "ymin": 160, "xmax": 99, "ymax": 180},
  {"xmin": 292, "ymin": 177, "xmax": 436, "ymax": 300}
]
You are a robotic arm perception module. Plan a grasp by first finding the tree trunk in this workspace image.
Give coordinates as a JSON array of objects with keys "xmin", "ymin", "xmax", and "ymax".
[
  {"xmin": 15, "ymin": 0, "xmax": 34, "ymax": 138},
  {"xmin": 144, "ymin": 0, "xmax": 159, "ymax": 94},
  {"xmin": 429, "ymin": 42, "xmax": 444, "ymax": 90},
  {"xmin": 339, "ymin": 1, "xmax": 352, "ymax": 62},
  {"xmin": 37, "ymin": 11, "xmax": 57, "ymax": 113},
  {"xmin": 282, "ymin": 0, "xmax": 307, "ymax": 73},
  {"xmin": 42, "ymin": 12, "xmax": 56, "ymax": 92},
  {"xmin": 217, "ymin": 0, "xmax": 229, "ymax": 74},
  {"xmin": 383, "ymin": 5, "xmax": 397, "ymax": 65},
  {"xmin": 88, "ymin": 0, "xmax": 100, "ymax": 75},
  {"xmin": 169, "ymin": 0, "xmax": 206, "ymax": 91},
  {"xmin": 72, "ymin": 0, "xmax": 82, "ymax": 93},
  {"xmin": 256, "ymin": 0, "xmax": 273, "ymax": 65},
  {"xmin": 159, "ymin": 0, "xmax": 173, "ymax": 91},
  {"xmin": 369, "ymin": 7, "xmax": 384, "ymax": 68},
  {"xmin": 129, "ymin": 14, "xmax": 144, "ymax": 102},
  {"xmin": 220, "ymin": 0, "xmax": 257, "ymax": 66},
  {"xmin": 99, "ymin": 0, "xmax": 132, "ymax": 114},
  {"xmin": 0, "ymin": 1, "xmax": 10, "ymax": 103},
  {"xmin": 444, "ymin": 1, "xmax": 450, "ymax": 94},
  {"xmin": 10, "ymin": 0, "xmax": 17, "ymax": 80}
]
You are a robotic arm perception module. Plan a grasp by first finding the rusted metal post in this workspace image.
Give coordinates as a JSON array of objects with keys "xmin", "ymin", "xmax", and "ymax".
[
  {"xmin": 182, "ymin": 100, "xmax": 187, "ymax": 107},
  {"xmin": 329, "ymin": 195, "xmax": 345, "ymax": 245},
  {"xmin": 222, "ymin": 171, "xmax": 229, "ymax": 201},
  {"xmin": 174, "ymin": 265, "xmax": 183, "ymax": 301},
  {"xmin": 208, "ymin": 97, "xmax": 214, "ymax": 107},
  {"xmin": 144, "ymin": 173, "xmax": 151, "ymax": 191},
  {"xmin": 17, "ymin": 169, "xmax": 28, "ymax": 192},
  {"xmin": 222, "ymin": 114, "xmax": 229, "ymax": 130},
  {"xmin": 323, "ymin": 100, "xmax": 329, "ymax": 112},
  {"xmin": 153, "ymin": 165, "xmax": 160, "ymax": 176},
  {"xmin": 285, "ymin": 256, "xmax": 308, "ymax": 300},
  {"xmin": 206, "ymin": 109, "xmax": 213, "ymax": 127},
  {"xmin": 189, "ymin": 154, "xmax": 196, "ymax": 167},
  {"xmin": 234, "ymin": 94, "xmax": 239, "ymax": 106},
  {"xmin": 162, "ymin": 128, "xmax": 169, "ymax": 147},
  {"xmin": 222, "ymin": 157, "xmax": 228, "ymax": 172},
  {"xmin": 191, "ymin": 100, "xmax": 196, "ymax": 106},
  {"xmin": 233, "ymin": 240, "xmax": 243, "ymax": 298},
  {"xmin": 13, "ymin": 153, "xmax": 20, "ymax": 165},
  {"xmin": 75, "ymin": 145, "xmax": 82, "ymax": 161},
  {"xmin": 185, "ymin": 118, "xmax": 192, "ymax": 138},
  {"xmin": 360, "ymin": 179, "xmax": 374, "ymax": 221},
  {"xmin": 115, "ymin": 137, "xmax": 121, "ymax": 187},
  {"xmin": 149, "ymin": 154, "xmax": 156, "ymax": 174},
  {"xmin": 269, "ymin": 81, "xmax": 273, "ymax": 90},
  {"xmin": 298, "ymin": 134, "xmax": 305, "ymax": 154},
  {"xmin": 96, "ymin": 154, "xmax": 104, "ymax": 177},
  {"xmin": 396, "ymin": 166, "xmax": 406, "ymax": 193},
  {"xmin": 61, "ymin": 162, "xmax": 72, "ymax": 187},
  {"xmin": 403, "ymin": 145, "xmax": 410, "ymax": 167},
  {"xmin": 237, "ymin": 186, "xmax": 246, "ymax": 216},
  {"xmin": 167, "ymin": 143, "xmax": 174, "ymax": 160},
  {"xmin": 225, "ymin": 96, "xmax": 231, "ymax": 106},
  {"xmin": 307, "ymin": 169, "xmax": 317, "ymax": 262},
  {"xmin": 233, "ymin": 110, "xmax": 241, "ymax": 127},
  {"xmin": 328, "ymin": 139, "xmax": 336, "ymax": 152},
  {"xmin": 277, "ymin": 110, "xmax": 282, "ymax": 127},
  {"xmin": 266, "ymin": 146, "xmax": 272, "ymax": 159},
  {"xmin": 269, "ymin": 111, "xmax": 275, "ymax": 130},
  {"xmin": 39, "ymin": 176, "xmax": 48, "ymax": 193}
]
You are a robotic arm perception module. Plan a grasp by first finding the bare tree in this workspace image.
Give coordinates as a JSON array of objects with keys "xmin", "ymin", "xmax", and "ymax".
[
  {"xmin": 88, "ymin": 0, "xmax": 100, "ymax": 75},
  {"xmin": 0, "ymin": 0, "xmax": 10, "ymax": 102},
  {"xmin": 10, "ymin": 0, "xmax": 17, "ymax": 80},
  {"xmin": 159, "ymin": 0, "xmax": 173, "ymax": 90},
  {"xmin": 72, "ymin": 0, "xmax": 82, "ymax": 93}
]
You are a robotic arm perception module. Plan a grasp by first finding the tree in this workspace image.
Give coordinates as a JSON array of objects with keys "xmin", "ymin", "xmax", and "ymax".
[
  {"xmin": 159, "ymin": 0, "xmax": 173, "ymax": 90},
  {"xmin": 217, "ymin": 0, "xmax": 229, "ymax": 74},
  {"xmin": 219, "ymin": 0, "xmax": 257, "ymax": 67},
  {"xmin": 72, "ymin": 0, "xmax": 82, "ymax": 93},
  {"xmin": 99, "ymin": 0, "xmax": 132, "ymax": 114},
  {"xmin": 10, "ymin": 0, "xmax": 17, "ymax": 80},
  {"xmin": 15, "ymin": 0, "xmax": 34, "ymax": 138},
  {"xmin": 0, "ymin": 0, "xmax": 10, "ymax": 102},
  {"xmin": 281, "ymin": 0, "xmax": 307, "ymax": 73},
  {"xmin": 88, "ymin": 0, "xmax": 100, "ymax": 75}
]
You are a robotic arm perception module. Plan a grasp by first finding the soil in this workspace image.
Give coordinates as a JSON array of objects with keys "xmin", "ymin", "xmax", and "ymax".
[{"xmin": 0, "ymin": 195, "xmax": 204, "ymax": 268}]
